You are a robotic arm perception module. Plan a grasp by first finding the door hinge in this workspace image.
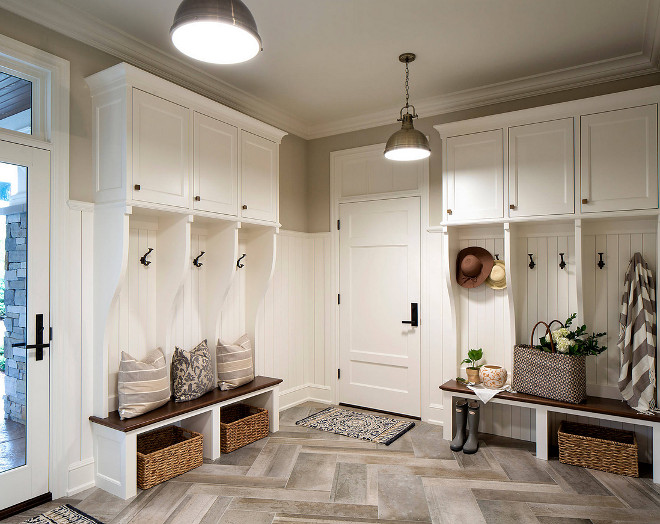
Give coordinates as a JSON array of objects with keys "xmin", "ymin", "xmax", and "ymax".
[
  {"xmin": 49, "ymin": 327, "xmax": 53, "ymax": 341},
  {"xmin": 338, "ymin": 369, "xmax": 341, "ymax": 379},
  {"xmin": 337, "ymin": 219, "xmax": 340, "ymax": 230},
  {"xmin": 337, "ymin": 293, "xmax": 340, "ymax": 305}
]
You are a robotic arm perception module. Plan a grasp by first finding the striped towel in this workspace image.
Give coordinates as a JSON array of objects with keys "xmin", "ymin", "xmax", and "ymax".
[{"xmin": 618, "ymin": 252, "xmax": 659, "ymax": 414}]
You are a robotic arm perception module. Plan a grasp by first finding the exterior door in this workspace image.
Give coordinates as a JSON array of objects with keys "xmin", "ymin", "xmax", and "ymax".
[
  {"xmin": 339, "ymin": 197, "xmax": 421, "ymax": 416},
  {"xmin": 0, "ymin": 140, "xmax": 50, "ymax": 510}
]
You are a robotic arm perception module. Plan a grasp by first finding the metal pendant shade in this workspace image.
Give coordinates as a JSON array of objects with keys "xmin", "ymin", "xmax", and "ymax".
[
  {"xmin": 384, "ymin": 53, "xmax": 430, "ymax": 161},
  {"xmin": 171, "ymin": 0, "xmax": 262, "ymax": 64}
]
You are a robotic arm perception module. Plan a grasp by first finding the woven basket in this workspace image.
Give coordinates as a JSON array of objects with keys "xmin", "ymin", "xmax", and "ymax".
[
  {"xmin": 136, "ymin": 426, "xmax": 203, "ymax": 489},
  {"xmin": 512, "ymin": 321, "xmax": 587, "ymax": 404},
  {"xmin": 558, "ymin": 421, "xmax": 638, "ymax": 477},
  {"xmin": 220, "ymin": 404, "xmax": 269, "ymax": 453}
]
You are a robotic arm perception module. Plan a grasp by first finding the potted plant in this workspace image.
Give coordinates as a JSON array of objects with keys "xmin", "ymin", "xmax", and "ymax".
[{"xmin": 462, "ymin": 348, "xmax": 483, "ymax": 384}]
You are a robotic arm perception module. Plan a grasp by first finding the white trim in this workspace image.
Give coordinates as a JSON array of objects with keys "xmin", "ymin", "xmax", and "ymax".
[{"xmin": 2, "ymin": 0, "xmax": 660, "ymax": 139}]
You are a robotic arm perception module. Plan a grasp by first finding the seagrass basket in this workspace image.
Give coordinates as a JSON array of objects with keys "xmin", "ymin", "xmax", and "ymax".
[
  {"xmin": 558, "ymin": 421, "xmax": 638, "ymax": 477},
  {"xmin": 220, "ymin": 404, "xmax": 269, "ymax": 453},
  {"xmin": 136, "ymin": 426, "xmax": 203, "ymax": 489}
]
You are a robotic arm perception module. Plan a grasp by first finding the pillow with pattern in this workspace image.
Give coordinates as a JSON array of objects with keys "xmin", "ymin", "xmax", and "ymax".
[{"xmin": 172, "ymin": 339, "xmax": 215, "ymax": 402}]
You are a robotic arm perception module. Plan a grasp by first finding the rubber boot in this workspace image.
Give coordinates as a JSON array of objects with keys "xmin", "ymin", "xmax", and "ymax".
[
  {"xmin": 450, "ymin": 399, "xmax": 468, "ymax": 451},
  {"xmin": 463, "ymin": 401, "xmax": 480, "ymax": 454}
]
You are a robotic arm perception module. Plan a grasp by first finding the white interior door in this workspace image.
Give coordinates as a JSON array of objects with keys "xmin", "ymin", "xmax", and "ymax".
[
  {"xmin": 0, "ymin": 140, "xmax": 50, "ymax": 510},
  {"xmin": 339, "ymin": 197, "xmax": 421, "ymax": 417}
]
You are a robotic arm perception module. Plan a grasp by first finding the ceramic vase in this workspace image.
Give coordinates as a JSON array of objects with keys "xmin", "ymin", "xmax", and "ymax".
[
  {"xmin": 479, "ymin": 365, "xmax": 507, "ymax": 389},
  {"xmin": 466, "ymin": 368, "xmax": 481, "ymax": 384}
]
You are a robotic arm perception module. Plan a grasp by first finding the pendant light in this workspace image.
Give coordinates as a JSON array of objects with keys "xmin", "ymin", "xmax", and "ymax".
[
  {"xmin": 171, "ymin": 0, "xmax": 262, "ymax": 64},
  {"xmin": 384, "ymin": 53, "xmax": 431, "ymax": 161}
]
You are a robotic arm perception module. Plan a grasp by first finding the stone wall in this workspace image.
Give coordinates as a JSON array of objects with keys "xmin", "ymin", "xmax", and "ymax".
[{"xmin": 3, "ymin": 210, "xmax": 27, "ymax": 424}]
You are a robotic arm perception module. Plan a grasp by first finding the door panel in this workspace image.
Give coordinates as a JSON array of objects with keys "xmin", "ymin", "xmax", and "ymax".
[
  {"xmin": 240, "ymin": 131, "xmax": 277, "ymax": 222},
  {"xmin": 0, "ymin": 140, "xmax": 50, "ymax": 509},
  {"xmin": 339, "ymin": 197, "xmax": 420, "ymax": 416}
]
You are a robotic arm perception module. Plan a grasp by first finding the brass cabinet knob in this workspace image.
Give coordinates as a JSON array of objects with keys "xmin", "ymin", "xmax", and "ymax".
[
  {"xmin": 134, "ymin": 184, "xmax": 140, "ymax": 191},
  {"xmin": 242, "ymin": 204, "xmax": 248, "ymax": 210},
  {"xmin": 582, "ymin": 198, "xmax": 588, "ymax": 204},
  {"xmin": 194, "ymin": 196, "xmax": 200, "ymax": 201},
  {"xmin": 447, "ymin": 208, "xmax": 452, "ymax": 215},
  {"xmin": 510, "ymin": 204, "xmax": 516, "ymax": 210}
]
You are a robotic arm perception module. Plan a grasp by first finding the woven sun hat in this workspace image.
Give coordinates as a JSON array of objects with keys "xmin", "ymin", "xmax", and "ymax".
[
  {"xmin": 456, "ymin": 246, "xmax": 494, "ymax": 288},
  {"xmin": 486, "ymin": 260, "xmax": 507, "ymax": 290}
]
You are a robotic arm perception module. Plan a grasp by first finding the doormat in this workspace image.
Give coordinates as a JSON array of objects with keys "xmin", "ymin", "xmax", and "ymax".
[
  {"xmin": 23, "ymin": 504, "xmax": 104, "ymax": 524},
  {"xmin": 295, "ymin": 406, "xmax": 415, "ymax": 445}
]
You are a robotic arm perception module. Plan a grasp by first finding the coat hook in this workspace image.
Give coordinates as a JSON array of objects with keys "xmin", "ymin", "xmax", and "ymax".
[
  {"xmin": 193, "ymin": 251, "xmax": 205, "ymax": 268},
  {"xmin": 494, "ymin": 254, "xmax": 500, "ymax": 260},
  {"xmin": 140, "ymin": 248, "xmax": 153, "ymax": 266},
  {"xmin": 237, "ymin": 253, "xmax": 246, "ymax": 269},
  {"xmin": 559, "ymin": 253, "xmax": 566, "ymax": 270},
  {"xmin": 597, "ymin": 252, "xmax": 605, "ymax": 270},
  {"xmin": 528, "ymin": 254, "xmax": 535, "ymax": 269}
]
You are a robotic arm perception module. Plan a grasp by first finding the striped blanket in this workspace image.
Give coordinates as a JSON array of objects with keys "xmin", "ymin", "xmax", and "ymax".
[{"xmin": 618, "ymin": 252, "xmax": 658, "ymax": 414}]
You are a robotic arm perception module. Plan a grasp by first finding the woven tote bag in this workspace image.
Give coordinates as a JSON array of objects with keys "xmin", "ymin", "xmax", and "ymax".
[{"xmin": 512, "ymin": 321, "xmax": 587, "ymax": 404}]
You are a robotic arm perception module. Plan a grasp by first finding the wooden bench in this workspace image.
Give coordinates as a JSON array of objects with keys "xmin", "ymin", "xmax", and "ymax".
[
  {"xmin": 90, "ymin": 376, "xmax": 282, "ymax": 499},
  {"xmin": 440, "ymin": 380, "xmax": 660, "ymax": 484}
]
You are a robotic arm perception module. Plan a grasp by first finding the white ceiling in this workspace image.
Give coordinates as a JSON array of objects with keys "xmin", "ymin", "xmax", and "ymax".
[{"xmin": 2, "ymin": 0, "xmax": 660, "ymax": 138}]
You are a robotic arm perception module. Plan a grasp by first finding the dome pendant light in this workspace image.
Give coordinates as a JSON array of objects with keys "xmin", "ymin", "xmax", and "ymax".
[
  {"xmin": 384, "ymin": 53, "xmax": 431, "ymax": 161},
  {"xmin": 171, "ymin": 0, "xmax": 263, "ymax": 64}
]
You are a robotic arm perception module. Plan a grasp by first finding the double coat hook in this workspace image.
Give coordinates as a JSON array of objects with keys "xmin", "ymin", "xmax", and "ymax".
[
  {"xmin": 237, "ymin": 253, "xmax": 247, "ymax": 269},
  {"xmin": 598, "ymin": 252, "xmax": 605, "ymax": 270},
  {"xmin": 193, "ymin": 251, "xmax": 205, "ymax": 268},
  {"xmin": 140, "ymin": 248, "xmax": 153, "ymax": 266},
  {"xmin": 528, "ymin": 254, "xmax": 535, "ymax": 269},
  {"xmin": 559, "ymin": 253, "xmax": 566, "ymax": 270}
]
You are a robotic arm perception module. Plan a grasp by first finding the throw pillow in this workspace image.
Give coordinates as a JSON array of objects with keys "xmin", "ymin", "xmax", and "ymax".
[
  {"xmin": 118, "ymin": 348, "xmax": 170, "ymax": 419},
  {"xmin": 216, "ymin": 334, "xmax": 254, "ymax": 390},
  {"xmin": 172, "ymin": 339, "xmax": 215, "ymax": 402}
]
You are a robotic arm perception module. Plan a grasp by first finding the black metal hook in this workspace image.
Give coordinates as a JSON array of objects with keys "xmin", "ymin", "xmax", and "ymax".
[
  {"xmin": 598, "ymin": 252, "xmax": 605, "ymax": 270},
  {"xmin": 494, "ymin": 254, "xmax": 499, "ymax": 260},
  {"xmin": 237, "ymin": 253, "xmax": 246, "ymax": 269},
  {"xmin": 528, "ymin": 254, "xmax": 535, "ymax": 269},
  {"xmin": 559, "ymin": 253, "xmax": 566, "ymax": 270},
  {"xmin": 193, "ymin": 251, "xmax": 205, "ymax": 268},
  {"xmin": 140, "ymin": 248, "xmax": 153, "ymax": 266}
]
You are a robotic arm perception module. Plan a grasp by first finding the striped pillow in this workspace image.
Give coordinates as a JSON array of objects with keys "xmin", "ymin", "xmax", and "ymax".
[
  {"xmin": 216, "ymin": 334, "xmax": 254, "ymax": 390},
  {"xmin": 118, "ymin": 348, "xmax": 170, "ymax": 419}
]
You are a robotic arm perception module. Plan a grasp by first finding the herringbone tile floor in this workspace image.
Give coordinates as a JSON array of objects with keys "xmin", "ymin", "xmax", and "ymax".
[{"xmin": 9, "ymin": 402, "xmax": 660, "ymax": 523}]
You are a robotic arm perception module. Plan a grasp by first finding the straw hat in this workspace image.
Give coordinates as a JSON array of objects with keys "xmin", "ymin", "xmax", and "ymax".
[
  {"xmin": 456, "ymin": 247, "xmax": 494, "ymax": 288},
  {"xmin": 485, "ymin": 260, "xmax": 507, "ymax": 290}
]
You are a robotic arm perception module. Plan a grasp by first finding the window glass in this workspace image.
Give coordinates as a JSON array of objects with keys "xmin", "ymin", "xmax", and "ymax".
[{"xmin": 0, "ymin": 73, "xmax": 32, "ymax": 135}]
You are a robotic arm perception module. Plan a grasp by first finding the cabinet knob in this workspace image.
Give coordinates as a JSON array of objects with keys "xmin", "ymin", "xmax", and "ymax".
[
  {"xmin": 134, "ymin": 184, "xmax": 140, "ymax": 191},
  {"xmin": 242, "ymin": 204, "xmax": 248, "ymax": 210},
  {"xmin": 510, "ymin": 204, "xmax": 516, "ymax": 210},
  {"xmin": 582, "ymin": 198, "xmax": 588, "ymax": 204},
  {"xmin": 194, "ymin": 196, "xmax": 200, "ymax": 201},
  {"xmin": 446, "ymin": 208, "xmax": 452, "ymax": 215}
]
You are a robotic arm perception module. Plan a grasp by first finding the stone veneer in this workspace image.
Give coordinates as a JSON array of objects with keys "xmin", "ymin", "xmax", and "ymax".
[{"xmin": 3, "ymin": 210, "xmax": 27, "ymax": 424}]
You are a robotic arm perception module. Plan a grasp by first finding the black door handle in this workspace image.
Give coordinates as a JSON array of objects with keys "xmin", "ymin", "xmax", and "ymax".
[
  {"xmin": 402, "ymin": 303, "xmax": 418, "ymax": 327},
  {"xmin": 19, "ymin": 314, "xmax": 49, "ymax": 361}
]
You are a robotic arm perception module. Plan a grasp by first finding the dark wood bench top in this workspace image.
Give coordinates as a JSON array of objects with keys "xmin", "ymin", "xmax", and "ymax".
[
  {"xmin": 440, "ymin": 380, "xmax": 660, "ymax": 423},
  {"xmin": 90, "ymin": 376, "xmax": 282, "ymax": 432}
]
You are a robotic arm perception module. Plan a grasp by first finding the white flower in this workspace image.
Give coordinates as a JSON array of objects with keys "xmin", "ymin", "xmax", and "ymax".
[
  {"xmin": 556, "ymin": 337, "xmax": 571, "ymax": 353},
  {"xmin": 551, "ymin": 328, "xmax": 569, "ymax": 342}
]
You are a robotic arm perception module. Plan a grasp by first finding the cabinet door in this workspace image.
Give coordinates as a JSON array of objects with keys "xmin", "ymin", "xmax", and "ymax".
[
  {"xmin": 132, "ymin": 89, "xmax": 190, "ymax": 208},
  {"xmin": 193, "ymin": 112, "xmax": 238, "ymax": 216},
  {"xmin": 580, "ymin": 104, "xmax": 658, "ymax": 213},
  {"xmin": 509, "ymin": 118, "xmax": 574, "ymax": 218},
  {"xmin": 240, "ymin": 130, "xmax": 277, "ymax": 222},
  {"xmin": 445, "ymin": 129, "xmax": 503, "ymax": 221}
]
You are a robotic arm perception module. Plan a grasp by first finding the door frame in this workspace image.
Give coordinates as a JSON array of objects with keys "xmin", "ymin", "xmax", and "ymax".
[
  {"xmin": 0, "ymin": 34, "xmax": 70, "ymax": 500},
  {"xmin": 330, "ymin": 143, "xmax": 430, "ymax": 419}
]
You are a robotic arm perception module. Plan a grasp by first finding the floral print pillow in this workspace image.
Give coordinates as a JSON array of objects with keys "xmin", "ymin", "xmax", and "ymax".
[{"xmin": 172, "ymin": 339, "xmax": 215, "ymax": 402}]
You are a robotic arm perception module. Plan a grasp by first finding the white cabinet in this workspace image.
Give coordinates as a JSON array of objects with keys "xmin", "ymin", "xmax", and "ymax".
[
  {"xmin": 193, "ymin": 112, "xmax": 238, "ymax": 216},
  {"xmin": 509, "ymin": 118, "xmax": 574, "ymax": 218},
  {"xmin": 240, "ymin": 131, "xmax": 278, "ymax": 223},
  {"xmin": 445, "ymin": 129, "xmax": 504, "ymax": 221},
  {"xmin": 580, "ymin": 104, "xmax": 658, "ymax": 213},
  {"xmin": 132, "ymin": 89, "xmax": 190, "ymax": 208}
]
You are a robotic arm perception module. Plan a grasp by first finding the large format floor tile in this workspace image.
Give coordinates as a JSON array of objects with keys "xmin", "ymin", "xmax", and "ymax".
[{"xmin": 10, "ymin": 402, "xmax": 658, "ymax": 523}]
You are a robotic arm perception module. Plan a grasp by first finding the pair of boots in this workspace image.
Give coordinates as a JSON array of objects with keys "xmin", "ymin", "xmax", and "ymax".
[{"xmin": 450, "ymin": 400, "xmax": 479, "ymax": 454}]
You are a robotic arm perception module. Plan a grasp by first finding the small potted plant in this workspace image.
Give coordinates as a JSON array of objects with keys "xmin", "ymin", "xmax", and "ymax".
[{"xmin": 462, "ymin": 348, "xmax": 483, "ymax": 384}]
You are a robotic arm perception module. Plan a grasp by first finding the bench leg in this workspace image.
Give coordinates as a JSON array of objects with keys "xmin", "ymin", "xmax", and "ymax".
[
  {"xmin": 535, "ymin": 406, "xmax": 549, "ymax": 461},
  {"xmin": 653, "ymin": 423, "xmax": 659, "ymax": 484},
  {"xmin": 266, "ymin": 386, "xmax": 280, "ymax": 433},
  {"xmin": 442, "ymin": 391, "xmax": 453, "ymax": 441},
  {"xmin": 182, "ymin": 406, "xmax": 221, "ymax": 461},
  {"xmin": 93, "ymin": 425, "xmax": 137, "ymax": 500}
]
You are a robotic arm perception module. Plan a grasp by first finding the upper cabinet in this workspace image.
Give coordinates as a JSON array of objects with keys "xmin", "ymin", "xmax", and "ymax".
[
  {"xmin": 580, "ymin": 104, "xmax": 658, "ymax": 213},
  {"xmin": 86, "ymin": 63, "xmax": 286, "ymax": 225},
  {"xmin": 444, "ymin": 129, "xmax": 504, "ymax": 222},
  {"xmin": 509, "ymin": 118, "xmax": 574, "ymax": 218}
]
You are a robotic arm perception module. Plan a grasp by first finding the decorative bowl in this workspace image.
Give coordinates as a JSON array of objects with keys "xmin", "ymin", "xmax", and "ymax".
[{"xmin": 479, "ymin": 365, "xmax": 507, "ymax": 389}]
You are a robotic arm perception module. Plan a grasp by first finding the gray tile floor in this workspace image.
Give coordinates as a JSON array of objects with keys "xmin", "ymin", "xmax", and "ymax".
[{"xmin": 7, "ymin": 402, "xmax": 660, "ymax": 523}]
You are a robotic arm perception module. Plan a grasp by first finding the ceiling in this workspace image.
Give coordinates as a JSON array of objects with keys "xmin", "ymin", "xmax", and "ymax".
[{"xmin": 2, "ymin": 0, "xmax": 660, "ymax": 138}]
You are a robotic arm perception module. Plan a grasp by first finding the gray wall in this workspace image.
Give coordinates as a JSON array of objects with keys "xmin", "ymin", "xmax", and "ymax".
[
  {"xmin": 306, "ymin": 73, "xmax": 660, "ymax": 232},
  {"xmin": 0, "ymin": 8, "xmax": 309, "ymax": 232}
]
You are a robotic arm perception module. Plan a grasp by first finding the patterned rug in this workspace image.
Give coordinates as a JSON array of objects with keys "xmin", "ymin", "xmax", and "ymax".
[
  {"xmin": 295, "ymin": 406, "xmax": 415, "ymax": 445},
  {"xmin": 23, "ymin": 504, "xmax": 104, "ymax": 523}
]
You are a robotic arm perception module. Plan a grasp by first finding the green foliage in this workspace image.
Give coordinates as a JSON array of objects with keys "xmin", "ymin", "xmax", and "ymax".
[
  {"xmin": 461, "ymin": 348, "xmax": 483, "ymax": 369},
  {"xmin": 0, "ymin": 347, "xmax": 4, "ymax": 373},
  {"xmin": 537, "ymin": 313, "xmax": 607, "ymax": 356}
]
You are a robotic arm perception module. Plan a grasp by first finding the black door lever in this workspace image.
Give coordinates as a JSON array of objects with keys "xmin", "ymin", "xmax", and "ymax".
[
  {"xmin": 402, "ymin": 303, "xmax": 419, "ymax": 327},
  {"xmin": 23, "ymin": 313, "xmax": 49, "ymax": 361}
]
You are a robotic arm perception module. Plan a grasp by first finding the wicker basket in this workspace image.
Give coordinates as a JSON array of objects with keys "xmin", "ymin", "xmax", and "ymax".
[
  {"xmin": 220, "ymin": 404, "xmax": 269, "ymax": 453},
  {"xmin": 558, "ymin": 421, "xmax": 639, "ymax": 477},
  {"xmin": 136, "ymin": 426, "xmax": 203, "ymax": 489}
]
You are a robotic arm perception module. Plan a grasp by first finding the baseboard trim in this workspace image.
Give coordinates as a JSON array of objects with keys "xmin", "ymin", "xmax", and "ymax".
[
  {"xmin": 0, "ymin": 492, "xmax": 52, "ymax": 520},
  {"xmin": 66, "ymin": 457, "xmax": 95, "ymax": 496},
  {"xmin": 279, "ymin": 383, "xmax": 333, "ymax": 411}
]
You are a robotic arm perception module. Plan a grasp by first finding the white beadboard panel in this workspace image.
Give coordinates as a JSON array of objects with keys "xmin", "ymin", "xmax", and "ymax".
[
  {"xmin": 172, "ymin": 233, "xmax": 206, "ymax": 351},
  {"xmin": 426, "ymin": 232, "xmax": 445, "ymax": 421},
  {"xmin": 220, "ymin": 238, "xmax": 247, "ymax": 345}
]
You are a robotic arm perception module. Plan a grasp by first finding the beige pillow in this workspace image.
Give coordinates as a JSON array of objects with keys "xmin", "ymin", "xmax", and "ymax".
[
  {"xmin": 216, "ymin": 334, "xmax": 254, "ymax": 390},
  {"xmin": 118, "ymin": 348, "xmax": 170, "ymax": 419}
]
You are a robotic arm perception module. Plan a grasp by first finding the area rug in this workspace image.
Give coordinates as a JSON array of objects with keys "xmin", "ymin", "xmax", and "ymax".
[
  {"xmin": 23, "ymin": 504, "xmax": 104, "ymax": 523},
  {"xmin": 295, "ymin": 406, "xmax": 415, "ymax": 445}
]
